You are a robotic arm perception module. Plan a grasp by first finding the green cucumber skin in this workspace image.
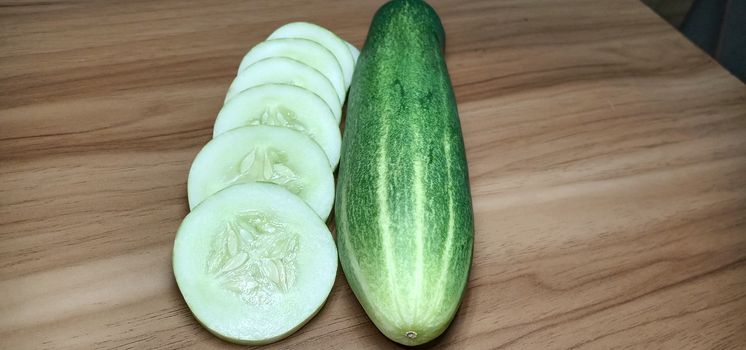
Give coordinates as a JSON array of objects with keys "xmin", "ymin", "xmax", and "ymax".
[{"xmin": 336, "ymin": 0, "xmax": 473, "ymax": 346}]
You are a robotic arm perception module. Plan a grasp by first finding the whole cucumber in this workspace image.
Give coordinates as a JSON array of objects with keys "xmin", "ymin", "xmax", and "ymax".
[{"xmin": 336, "ymin": 0, "xmax": 474, "ymax": 345}]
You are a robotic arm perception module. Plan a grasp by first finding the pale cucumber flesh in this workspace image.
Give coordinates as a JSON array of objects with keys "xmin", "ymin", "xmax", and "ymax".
[
  {"xmin": 237, "ymin": 38, "xmax": 346, "ymax": 102},
  {"xmin": 346, "ymin": 41, "xmax": 360, "ymax": 63},
  {"xmin": 173, "ymin": 183, "xmax": 338, "ymax": 345},
  {"xmin": 188, "ymin": 126, "xmax": 334, "ymax": 220},
  {"xmin": 225, "ymin": 57, "xmax": 341, "ymax": 122},
  {"xmin": 268, "ymin": 22, "xmax": 355, "ymax": 89},
  {"xmin": 214, "ymin": 83, "xmax": 341, "ymax": 168}
]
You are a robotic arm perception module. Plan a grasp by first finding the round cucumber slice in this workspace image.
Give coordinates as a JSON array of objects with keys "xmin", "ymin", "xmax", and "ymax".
[
  {"xmin": 188, "ymin": 126, "xmax": 334, "ymax": 219},
  {"xmin": 237, "ymin": 39, "xmax": 346, "ymax": 103},
  {"xmin": 173, "ymin": 182, "xmax": 338, "ymax": 345},
  {"xmin": 225, "ymin": 57, "xmax": 341, "ymax": 122},
  {"xmin": 346, "ymin": 41, "xmax": 360, "ymax": 64},
  {"xmin": 268, "ymin": 22, "xmax": 355, "ymax": 89},
  {"xmin": 214, "ymin": 84, "xmax": 341, "ymax": 168}
]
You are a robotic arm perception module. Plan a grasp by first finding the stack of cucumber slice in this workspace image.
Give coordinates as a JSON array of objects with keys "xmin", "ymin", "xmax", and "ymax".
[{"xmin": 172, "ymin": 22, "xmax": 358, "ymax": 345}]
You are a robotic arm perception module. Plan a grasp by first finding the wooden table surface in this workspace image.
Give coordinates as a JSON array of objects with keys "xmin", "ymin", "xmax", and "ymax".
[{"xmin": 2, "ymin": 0, "xmax": 745, "ymax": 349}]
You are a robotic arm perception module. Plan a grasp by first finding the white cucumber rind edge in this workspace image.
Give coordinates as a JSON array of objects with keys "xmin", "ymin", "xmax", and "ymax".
[
  {"xmin": 225, "ymin": 57, "xmax": 342, "ymax": 122},
  {"xmin": 213, "ymin": 83, "xmax": 341, "ymax": 167},
  {"xmin": 236, "ymin": 38, "xmax": 347, "ymax": 102},
  {"xmin": 187, "ymin": 126, "xmax": 334, "ymax": 220},
  {"xmin": 346, "ymin": 41, "xmax": 360, "ymax": 64},
  {"xmin": 268, "ymin": 22, "xmax": 355, "ymax": 89}
]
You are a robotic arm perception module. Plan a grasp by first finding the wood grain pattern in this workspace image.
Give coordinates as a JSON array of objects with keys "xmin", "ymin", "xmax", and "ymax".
[{"xmin": 1, "ymin": 0, "xmax": 745, "ymax": 349}]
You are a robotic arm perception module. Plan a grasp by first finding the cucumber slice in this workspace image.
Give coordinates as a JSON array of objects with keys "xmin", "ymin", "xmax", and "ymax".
[
  {"xmin": 237, "ymin": 39, "xmax": 346, "ymax": 103},
  {"xmin": 346, "ymin": 41, "xmax": 360, "ymax": 64},
  {"xmin": 173, "ymin": 182, "xmax": 338, "ymax": 345},
  {"xmin": 214, "ymin": 84, "xmax": 341, "ymax": 168},
  {"xmin": 225, "ymin": 57, "xmax": 341, "ymax": 122},
  {"xmin": 268, "ymin": 22, "xmax": 355, "ymax": 89},
  {"xmin": 188, "ymin": 126, "xmax": 334, "ymax": 219}
]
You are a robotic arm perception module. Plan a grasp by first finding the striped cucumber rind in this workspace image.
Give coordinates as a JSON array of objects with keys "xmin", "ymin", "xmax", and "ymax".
[{"xmin": 336, "ymin": 0, "xmax": 473, "ymax": 346}]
